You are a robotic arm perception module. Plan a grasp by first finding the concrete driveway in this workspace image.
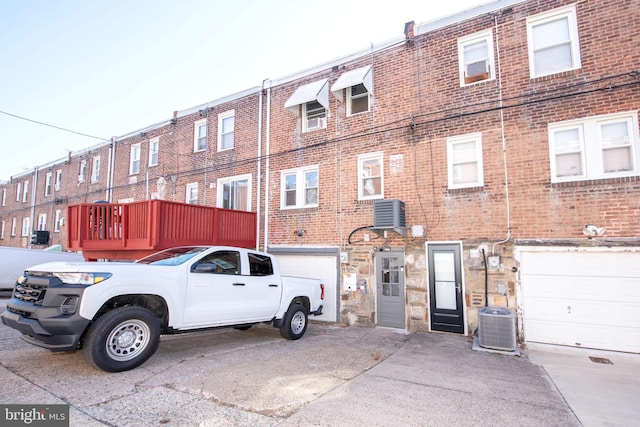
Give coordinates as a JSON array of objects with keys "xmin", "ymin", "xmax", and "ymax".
[{"xmin": 0, "ymin": 299, "xmax": 585, "ymax": 426}]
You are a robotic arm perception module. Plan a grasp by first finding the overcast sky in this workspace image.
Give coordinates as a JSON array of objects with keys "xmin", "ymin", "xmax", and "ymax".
[{"xmin": 0, "ymin": 0, "xmax": 483, "ymax": 182}]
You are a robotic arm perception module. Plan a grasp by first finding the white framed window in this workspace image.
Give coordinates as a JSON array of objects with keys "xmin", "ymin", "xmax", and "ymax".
[
  {"xmin": 458, "ymin": 30, "xmax": 495, "ymax": 86},
  {"xmin": 549, "ymin": 112, "xmax": 640, "ymax": 183},
  {"xmin": 11, "ymin": 218, "xmax": 17, "ymax": 237},
  {"xmin": 91, "ymin": 156, "xmax": 101, "ymax": 183},
  {"xmin": 129, "ymin": 143, "xmax": 141, "ymax": 175},
  {"xmin": 217, "ymin": 174, "xmax": 251, "ymax": 211},
  {"xmin": 149, "ymin": 137, "xmax": 159, "ymax": 166},
  {"xmin": 358, "ymin": 152, "xmax": 384, "ymax": 200},
  {"xmin": 303, "ymin": 101, "xmax": 326, "ymax": 132},
  {"xmin": 348, "ymin": 84, "xmax": 370, "ymax": 116},
  {"xmin": 218, "ymin": 110, "xmax": 235, "ymax": 151},
  {"xmin": 16, "ymin": 182, "xmax": 21, "ymax": 201},
  {"xmin": 37, "ymin": 213, "xmax": 47, "ymax": 231},
  {"xmin": 527, "ymin": 5, "xmax": 581, "ymax": 78},
  {"xmin": 0, "ymin": 221, "xmax": 4, "ymax": 239},
  {"xmin": 185, "ymin": 182, "xmax": 199, "ymax": 204},
  {"xmin": 54, "ymin": 210, "xmax": 61, "ymax": 232},
  {"xmin": 281, "ymin": 166, "xmax": 319, "ymax": 209},
  {"xmin": 44, "ymin": 172, "xmax": 53, "ymax": 196},
  {"xmin": 447, "ymin": 133, "xmax": 484, "ymax": 189},
  {"xmin": 2, "ymin": 188, "xmax": 6, "ymax": 206},
  {"xmin": 194, "ymin": 119, "xmax": 207, "ymax": 152},
  {"xmin": 78, "ymin": 160, "xmax": 87, "ymax": 183},
  {"xmin": 55, "ymin": 169, "xmax": 62, "ymax": 191},
  {"xmin": 21, "ymin": 217, "xmax": 30, "ymax": 237},
  {"xmin": 22, "ymin": 180, "xmax": 29, "ymax": 203}
]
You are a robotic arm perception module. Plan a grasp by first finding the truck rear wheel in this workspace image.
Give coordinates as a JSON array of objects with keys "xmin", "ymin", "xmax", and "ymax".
[
  {"xmin": 279, "ymin": 303, "xmax": 308, "ymax": 340},
  {"xmin": 83, "ymin": 306, "xmax": 161, "ymax": 372}
]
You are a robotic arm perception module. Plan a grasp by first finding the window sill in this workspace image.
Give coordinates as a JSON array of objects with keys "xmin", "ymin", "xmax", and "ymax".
[
  {"xmin": 446, "ymin": 186, "xmax": 484, "ymax": 194},
  {"xmin": 550, "ymin": 175, "xmax": 640, "ymax": 188}
]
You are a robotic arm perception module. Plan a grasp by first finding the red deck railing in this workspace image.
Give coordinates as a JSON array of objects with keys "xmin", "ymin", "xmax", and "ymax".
[{"xmin": 68, "ymin": 200, "xmax": 257, "ymax": 261}]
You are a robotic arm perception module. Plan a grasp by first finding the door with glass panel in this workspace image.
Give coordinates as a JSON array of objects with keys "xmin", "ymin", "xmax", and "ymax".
[
  {"xmin": 428, "ymin": 243, "xmax": 464, "ymax": 334},
  {"xmin": 376, "ymin": 250, "xmax": 405, "ymax": 329}
]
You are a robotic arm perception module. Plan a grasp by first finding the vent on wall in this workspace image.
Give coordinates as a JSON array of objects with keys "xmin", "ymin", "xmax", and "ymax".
[
  {"xmin": 371, "ymin": 199, "xmax": 406, "ymax": 236},
  {"xmin": 478, "ymin": 307, "xmax": 517, "ymax": 351}
]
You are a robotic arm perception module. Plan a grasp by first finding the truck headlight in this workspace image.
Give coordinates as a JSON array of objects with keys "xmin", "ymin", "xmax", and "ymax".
[{"xmin": 52, "ymin": 272, "xmax": 112, "ymax": 285}]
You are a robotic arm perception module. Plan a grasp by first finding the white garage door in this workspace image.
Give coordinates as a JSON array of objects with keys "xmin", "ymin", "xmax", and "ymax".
[
  {"xmin": 520, "ymin": 249, "xmax": 640, "ymax": 353},
  {"xmin": 275, "ymin": 254, "xmax": 338, "ymax": 322}
]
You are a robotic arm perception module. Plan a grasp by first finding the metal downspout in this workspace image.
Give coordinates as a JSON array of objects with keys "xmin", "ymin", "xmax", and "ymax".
[
  {"xmin": 263, "ymin": 81, "xmax": 272, "ymax": 250},
  {"xmin": 28, "ymin": 167, "xmax": 38, "ymax": 248},
  {"xmin": 107, "ymin": 137, "xmax": 116, "ymax": 202},
  {"xmin": 256, "ymin": 82, "xmax": 266, "ymax": 250}
]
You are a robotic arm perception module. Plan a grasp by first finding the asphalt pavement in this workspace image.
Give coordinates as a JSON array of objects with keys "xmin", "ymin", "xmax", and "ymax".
[{"xmin": 1, "ymin": 298, "xmax": 638, "ymax": 426}]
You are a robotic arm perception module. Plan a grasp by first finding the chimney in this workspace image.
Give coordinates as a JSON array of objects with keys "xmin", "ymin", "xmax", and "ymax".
[{"xmin": 404, "ymin": 21, "xmax": 415, "ymax": 46}]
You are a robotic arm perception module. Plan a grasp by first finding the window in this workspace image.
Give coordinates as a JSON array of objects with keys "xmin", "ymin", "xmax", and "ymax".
[
  {"xmin": 281, "ymin": 166, "xmax": 319, "ymax": 209},
  {"xmin": 303, "ymin": 101, "xmax": 326, "ymax": 131},
  {"xmin": 22, "ymin": 180, "xmax": 29, "ymax": 203},
  {"xmin": 1, "ymin": 188, "xmax": 6, "ymax": 206},
  {"xmin": 55, "ymin": 170, "xmax": 62, "ymax": 191},
  {"xmin": 91, "ymin": 156, "xmax": 100, "ymax": 183},
  {"xmin": 0, "ymin": 221, "xmax": 4, "ymax": 239},
  {"xmin": 78, "ymin": 160, "xmax": 87, "ymax": 183},
  {"xmin": 130, "ymin": 143, "xmax": 141, "ymax": 175},
  {"xmin": 358, "ymin": 152, "xmax": 383, "ymax": 200},
  {"xmin": 44, "ymin": 172, "xmax": 53, "ymax": 196},
  {"xmin": 149, "ymin": 138, "xmax": 159, "ymax": 166},
  {"xmin": 16, "ymin": 183, "xmax": 21, "ymax": 201},
  {"xmin": 21, "ymin": 217, "xmax": 30, "ymax": 237},
  {"xmin": 185, "ymin": 182, "xmax": 199, "ymax": 204},
  {"xmin": 527, "ymin": 5, "xmax": 581, "ymax": 78},
  {"xmin": 331, "ymin": 66, "xmax": 373, "ymax": 116},
  {"xmin": 37, "ymin": 213, "xmax": 47, "ymax": 231},
  {"xmin": 196, "ymin": 251, "xmax": 240, "ymax": 275},
  {"xmin": 249, "ymin": 252, "xmax": 274, "ymax": 276},
  {"xmin": 218, "ymin": 111, "xmax": 234, "ymax": 151},
  {"xmin": 549, "ymin": 112, "xmax": 639, "ymax": 183},
  {"xmin": 11, "ymin": 218, "xmax": 17, "ymax": 237},
  {"xmin": 217, "ymin": 174, "xmax": 251, "ymax": 211},
  {"xmin": 447, "ymin": 133, "xmax": 484, "ymax": 189},
  {"xmin": 458, "ymin": 30, "xmax": 495, "ymax": 85},
  {"xmin": 54, "ymin": 210, "xmax": 61, "ymax": 232},
  {"xmin": 194, "ymin": 119, "xmax": 207, "ymax": 152}
]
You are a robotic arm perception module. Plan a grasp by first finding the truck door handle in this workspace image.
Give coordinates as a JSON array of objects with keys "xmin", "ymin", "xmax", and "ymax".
[
  {"xmin": 268, "ymin": 284, "xmax": 279, "ymax": 287},
  {"xmin": 233, "ymin": 283, "xmax": 245, "ymax": 286}
]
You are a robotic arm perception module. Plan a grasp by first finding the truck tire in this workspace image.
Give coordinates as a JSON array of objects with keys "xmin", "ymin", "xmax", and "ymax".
[
  {"xmin": 279, "ymin": 303, "xmax": 308, "ymax": 340},
  {"xmin": 83, "ymin": 306, "xmax": 161, "ymax": 372}
]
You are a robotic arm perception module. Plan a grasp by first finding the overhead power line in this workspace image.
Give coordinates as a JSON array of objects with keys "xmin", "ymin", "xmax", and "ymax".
[{"xmin": 0, "ymin": 110, "xmax": 109, "ymax": 141}]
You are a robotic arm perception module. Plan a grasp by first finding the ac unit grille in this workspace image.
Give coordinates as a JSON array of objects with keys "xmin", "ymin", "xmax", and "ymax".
[
  {"xmin": 478, "ymin": 307, "xmax": 516, "ymax": 351},
  {"xmin": 373, "ymin": 199, "xmax": 405, "ymax": 229}
]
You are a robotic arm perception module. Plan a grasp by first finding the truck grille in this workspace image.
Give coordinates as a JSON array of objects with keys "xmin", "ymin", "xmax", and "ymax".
[{"xmin": 14, "ymin": 282, "xmax": 47, "ymax": 304}]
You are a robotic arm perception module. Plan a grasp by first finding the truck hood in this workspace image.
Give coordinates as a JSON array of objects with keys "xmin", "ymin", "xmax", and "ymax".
[{"xmin": 25, "ymin": 261, "xmax": 139, "ymax": 274}]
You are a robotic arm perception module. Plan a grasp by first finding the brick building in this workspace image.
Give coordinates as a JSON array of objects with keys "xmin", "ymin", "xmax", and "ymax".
[{"xmin": 1, "ymin": 0, "xmax": 639, "ymax": 352}]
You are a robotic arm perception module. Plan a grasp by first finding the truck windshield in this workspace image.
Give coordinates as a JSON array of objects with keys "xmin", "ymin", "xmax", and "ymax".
[{"xmin": 136, "ymin": 247, "xmax": 209, "ymax": 266}]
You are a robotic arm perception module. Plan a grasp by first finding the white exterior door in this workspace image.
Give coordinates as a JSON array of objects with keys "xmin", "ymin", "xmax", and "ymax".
[
  {"xmin": 275, "ymin": 253, "xmax": 338, "ymax": 322},
  {"xmin": 519, "ymin": 248, "xmax": 640, "ymax": 353}
]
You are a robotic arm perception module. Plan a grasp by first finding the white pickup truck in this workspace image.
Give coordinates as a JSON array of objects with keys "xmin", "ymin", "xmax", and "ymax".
[{"xmin": 1, "ymin": 246, "xmax": 324, "ymax": 372}]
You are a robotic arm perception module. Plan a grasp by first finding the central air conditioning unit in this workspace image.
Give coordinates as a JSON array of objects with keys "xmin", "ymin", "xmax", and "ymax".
[
  {"xmin": 478, "ymin": 307, "xmax": 517, "ymax": 351},
  {"xmin": 371, "ymin": 199, "xmax": 406, "ymax": 236}
]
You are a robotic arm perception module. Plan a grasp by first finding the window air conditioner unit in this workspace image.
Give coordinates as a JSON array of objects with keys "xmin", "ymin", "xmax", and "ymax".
[
  {"xmin": 371, "ymin": 199, "xmax": 406, "ymax": 236},
  {"xmin": 478, "ymin": 307, "xmax": 517, "ymax": 351}
]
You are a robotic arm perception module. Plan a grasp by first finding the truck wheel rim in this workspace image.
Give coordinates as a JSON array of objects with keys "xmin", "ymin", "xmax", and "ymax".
[
  {"xmin": 291, "ymin": 311, "xmax": 305, "ymax": 334},
  {"xmin": 106, "ymin": 320, "xmax": 151, "ymax": 361}
]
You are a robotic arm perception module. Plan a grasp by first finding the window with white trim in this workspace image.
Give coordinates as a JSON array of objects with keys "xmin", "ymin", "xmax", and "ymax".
[
  {"xmin": 281, "ymin": 166, "xmax": 319, "ymax": 209},
  {"xmin": 527, "ymin": 5, "xmax": 581, "ymax": 78},
  {"xmin": 2, "ymin": 188, "xmax": 6, "ymax": 206},
  {"xmin": 194, "ymin": 119, "xmax": 207, "ymax": 152},
  {"xmin": 149, "ymin": 137, "xmax": 159, "ymax": 166},
  {"xmin": 185, "ymin": 182, "xmax": 199, "ymax": 204},
  {"xmin": 21, "ymin": 217, "xmax": 30, "ymax": 237},
  {"xmin": 458, "ymin": 30, "xmax": 495, "ymax": 86},
  {"xmin": 303, "ymin": 101, "xmax": 326, "ymax": 132},
  {"xmin": 78, "ymin": 160, "xmax": 87, "ymax": 183},
  {"xmin": 218, "ymin": 110, "xmax": 234, "ymax": 151},
  {"xmin": 0, "ymin": 221, "xmax": 5, "ymax": 239},
  {"xmin": 15, "ymin": 183, "xmax": 21, "ymax": 201},
  {"xmin": 22, "ymin": 180, "xmax": 29, "ymax": 203},
  {"xmin": 358, "ymin": 152, "xmax": 383, "ymax": 200},
  {"xmin": 11, "ymin": 218, "xmax": 17, "ymax": 237},
  {"xmin": 348, "ymin": 84, "xmax": 370, "ymax": 115},
  {"xmin": 130, "ymin": 143, "xmax": 141, "ymax": 175},
  {"xmin": 45, "ymin": 172, "xmax": 52, "ymax": 196},
  {"xmin": 549, "ymin": 112, "xmax": 640, "ymax": 183},
  {"xmin": 447, "ymin": 133, "xmax": 484, "ymax": 189},
  {"xmin": 91, "ymin": 156, "xmax": 100, "ymax": 183},
  {"xmin": 54, "ymin": 210, "xmax": 61, "ymax": 232},
  {"xmin": 217, "ymin": 174, "xmax": 251, "ymax": 211},
  {"xmin": 37, "ymin": 213, "xmax": 47, "ymax": 231},
  {"xmin": 55, "ymin": 169, "xmax": 62, "ymax": 191}
]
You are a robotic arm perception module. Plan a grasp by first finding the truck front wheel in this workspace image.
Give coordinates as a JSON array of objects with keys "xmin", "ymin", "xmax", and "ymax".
[
  {"xmin": 279, "ymin": 303, "xmax": 308, "ymax": 340},
  {"xmin": 83, "ymin": 306, "xmax": 161, "ymax": 372}
]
